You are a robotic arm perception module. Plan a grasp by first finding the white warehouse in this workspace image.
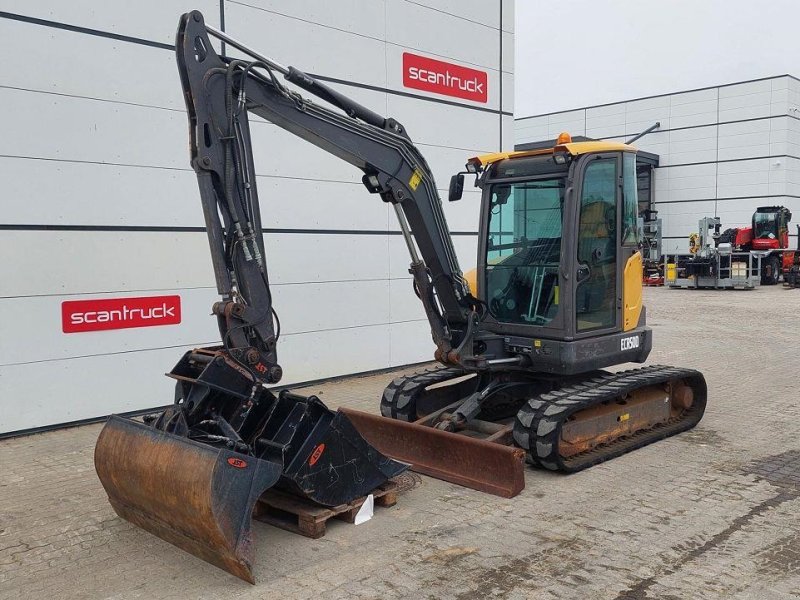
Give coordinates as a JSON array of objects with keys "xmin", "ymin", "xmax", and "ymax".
[
  {"xmin": 0, "ymin": 1, "xmax": 514, "ymax": 434},
  {"xmin": 515, "ymin": 75, "xmax": 800, "ymax": 254}
]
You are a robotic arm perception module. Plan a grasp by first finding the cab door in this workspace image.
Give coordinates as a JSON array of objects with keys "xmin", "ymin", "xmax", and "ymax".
[
  {"xmin": 573, "ymin": 153, "xmax": 621, "ymax": 334},
  {"xmin": 573, "ymin": 151, "xmax": 640, "ymax": 336}
]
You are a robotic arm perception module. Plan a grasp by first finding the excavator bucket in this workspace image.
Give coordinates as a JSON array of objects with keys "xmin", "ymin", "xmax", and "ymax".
[
  {"xmin": 95, "ymin": 416, "xmax": 280, "ymax": 583},
  {"xmin": 340, "ymin": 408, "xmax": 526, "ymax": 498},
  {"xmin": 95, "ymin": 399, "xmax": 407, "ymax": 583}
]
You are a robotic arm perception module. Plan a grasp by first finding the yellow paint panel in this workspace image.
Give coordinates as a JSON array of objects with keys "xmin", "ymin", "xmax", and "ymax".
[
  {"xmin": 623, "ymin": 251, "xmax": 644, "ymax": 331},
  {"xmin": 464, "ymin": 268, "xmax": 478, "ymax": 296}
]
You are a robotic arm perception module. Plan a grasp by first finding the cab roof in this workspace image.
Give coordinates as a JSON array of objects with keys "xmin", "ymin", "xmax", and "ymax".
[{"xmin": 468, "ymin": 140, "xmax": 636, "ymax": 169}]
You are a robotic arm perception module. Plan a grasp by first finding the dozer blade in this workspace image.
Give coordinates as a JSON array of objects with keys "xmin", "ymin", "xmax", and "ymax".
[
  {"xmin": 95, "ymin": 416, "xmax": 282, "ymax": 584},
  {"xmin": 340, "ymin": 408, "xmax": 526, "ymax": 498}
]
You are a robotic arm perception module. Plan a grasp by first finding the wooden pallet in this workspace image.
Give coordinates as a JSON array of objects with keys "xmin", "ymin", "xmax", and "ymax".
[{"xmin": 252, "ymin": 479, "xmax": 399, "ymax": 539}]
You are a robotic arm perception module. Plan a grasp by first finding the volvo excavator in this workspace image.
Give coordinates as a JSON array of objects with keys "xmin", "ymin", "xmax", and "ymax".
[{"xmin": 95, "ymin": 11, "xmax": 708, "ymax": 583}]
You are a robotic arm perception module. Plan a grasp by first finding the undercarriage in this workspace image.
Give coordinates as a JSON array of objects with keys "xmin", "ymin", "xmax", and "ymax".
[{"xmin": 371, "ymin": 363, "xmax": 706, "ymax": 487}]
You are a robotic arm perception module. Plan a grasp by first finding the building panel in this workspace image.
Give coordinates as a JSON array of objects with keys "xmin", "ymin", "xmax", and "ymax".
[
  {"xmin": 0, "ymin": 19, "xmax": 182, "ymax": 110},
  {"xmin": 222, "ymin": 0, "xmax": 387, "ymax": 39},
  {"xmin": 667, "ymin": 125, "xmax": 718, "ymax": 165},
  {"xmin": 278, "ymin": 323, "xmax": 392, "ymax": 385},
  {"xmin": 0, "ymin": 88, "xmax": 186, "ymax": 169},
  {"xmin": 585, "ymin": 104, "xmax": 625, "ymax": 139},
  {"xmin": 0, "ymin": 0, "xmax": 220, "ymax": 44},
  {"xmin": 224, "ymin": 2, "xmax": 388, "ymax": 85},
  {"xmin": 1, "ymin": 348, "xmax": 190, "ymax": 432},
  {"xmin": 547, "ymin": 109, "xmax": 586, "ymax": 138},
  {"xmin": 0, "ymin": 231, "xmax": 215, "ymax": 296},
  {"xmin": 1, "ymin": 157, "xmax": 198, "ymax": 226},
  {"xmin": 514, "ymin": 115, "xmax": 548, "ymax": 144},
  {"xmin": 669, "ymin": 88, "xmax": 718, "ymax": 129},
  {"xmin": 625, "ymin": 96, "xmax": 671, "ymax": 137},
  {"xmin": 386, "ymin": 0, "xmax": 500, "ymax": 72},
  {"xmin": 389, "ymin": 319, "xmax": 435, "ymax": 366}
]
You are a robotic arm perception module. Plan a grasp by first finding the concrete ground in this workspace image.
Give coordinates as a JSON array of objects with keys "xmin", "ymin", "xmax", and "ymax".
[{"xmin": 2, "ymin": 285, "xmax": 800, "ymax": 599}]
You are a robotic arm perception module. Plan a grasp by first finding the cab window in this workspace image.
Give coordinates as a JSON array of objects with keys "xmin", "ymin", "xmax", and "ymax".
[
  {"xmin": 622, "ymin": 153, "xmax": 638, "ymax": 245},
  {"xmin": 485, "ymin": 178, "xmax": 565, "ymax": 325},
  {"xmin": 576, "ymin": 159, "xmax": 617, "ymax": 332}
]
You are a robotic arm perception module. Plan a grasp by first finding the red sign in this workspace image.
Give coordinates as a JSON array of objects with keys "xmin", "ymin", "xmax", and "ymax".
[
  {"xmin": 61, "ymin": 295, "xmax": 181, "ymax": 333},
  {"xmin": 402, "ymin": 52, "xmax": 488, "ymax": 103}
]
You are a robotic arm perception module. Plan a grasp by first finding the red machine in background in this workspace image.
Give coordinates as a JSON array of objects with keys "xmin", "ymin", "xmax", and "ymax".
[
  {"xmin": 786, "ymin": 224, "xmax": 800, "ymax": 288},
  {"xmin": 718, "ymin": 206, "xmax": 793, "ymax": 285}
]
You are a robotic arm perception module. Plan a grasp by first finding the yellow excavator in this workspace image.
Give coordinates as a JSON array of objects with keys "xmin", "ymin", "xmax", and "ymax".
[{"xmin": 94, "ymin": 11, "xmax": 707, "ymax": 583}]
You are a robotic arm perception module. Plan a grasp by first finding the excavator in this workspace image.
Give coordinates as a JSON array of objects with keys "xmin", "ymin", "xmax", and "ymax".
[{"xmin": 94, "ymin": 11, "xmax": 708, "ymax": 584}]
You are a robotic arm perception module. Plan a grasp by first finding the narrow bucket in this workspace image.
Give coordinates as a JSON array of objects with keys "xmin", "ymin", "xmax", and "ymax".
[
  {"xmin": 95, "ymin": 416, "xmax": 282, "ymax": 583},
  {"xmin": 277, "ymin": 400, "xmax": 409, "ymax": 506},
  {"xmin": 340, "ymin": 408, "xmax": 526, "ymax": 498}
]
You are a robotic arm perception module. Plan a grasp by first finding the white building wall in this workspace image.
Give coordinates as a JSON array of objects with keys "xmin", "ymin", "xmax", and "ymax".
[
  {"xmin": 0, "ymin": 0, "xmax": 514, "ymax": 434},
  {"xmin": 515, "ymin": 75, "xmax": 800, "ymax": 254}
]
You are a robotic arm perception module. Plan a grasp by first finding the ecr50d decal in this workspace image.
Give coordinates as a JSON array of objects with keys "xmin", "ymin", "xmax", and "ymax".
[
  {"xmin": 620, "ymin": 336, "xmax": 640, "ymax": 351},
  {"xmin": 61, "ymin": 295, "xmax": 182, "ymax": 333}
]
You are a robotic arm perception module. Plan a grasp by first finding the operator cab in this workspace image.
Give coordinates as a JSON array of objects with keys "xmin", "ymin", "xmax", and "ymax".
[
  {"xmin": 468, "ymin": 133, "xmax": 643, "ymax": 345},
  {"xmin": 752, "ymin": 206, "xmax": 792, "ymax": 250}
]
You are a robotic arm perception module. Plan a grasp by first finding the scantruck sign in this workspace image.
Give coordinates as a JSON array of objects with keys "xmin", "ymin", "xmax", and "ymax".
[
  {"xmin": 62, "ymin": 295, "xmax": 182, "ymax": 333},
  {"xmin": 402, "ymin": 52, "xmax": 488, "ymax": 103}
]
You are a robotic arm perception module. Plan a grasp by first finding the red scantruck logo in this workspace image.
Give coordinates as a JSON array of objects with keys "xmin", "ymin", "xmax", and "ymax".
[
  {"xmin": 402, "ymin": 52, "xmax": 488, "ymax": 103},
  {"xmin": 61, "ymin": 295, "xmax": 181, "ymax": 333}
]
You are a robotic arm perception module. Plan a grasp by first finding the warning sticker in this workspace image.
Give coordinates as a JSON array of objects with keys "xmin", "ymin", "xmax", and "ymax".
[{"xmin": 408, "ymin": 169, "xmax": 423, "ymax": 191}]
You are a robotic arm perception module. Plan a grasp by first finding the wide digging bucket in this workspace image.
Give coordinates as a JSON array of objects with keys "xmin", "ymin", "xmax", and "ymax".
[
  {"xmin": 95, "ymin": 416, "xmax": 282, "ymax": 583},
  {"xmin": 340, "ymin": 408, "xmax": 526, "ymax": 498},
  {"xmin": 95, "ymin": 399, "xmax": 407, "ymax": 583}
]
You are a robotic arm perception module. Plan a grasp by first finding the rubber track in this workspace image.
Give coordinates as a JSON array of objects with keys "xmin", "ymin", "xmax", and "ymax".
[
  {"xmin": 380, "ymin": 366, "xmax": 465, "ymax": 420},
  {"xmin": 512, "ymin": 365, "xmax": 707, "ymax": 473}
]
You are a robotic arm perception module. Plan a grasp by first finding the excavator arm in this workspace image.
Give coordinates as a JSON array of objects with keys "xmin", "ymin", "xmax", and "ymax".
[{"xmin": 177, "ymin": 12, "xmax": 477, "ymax": 365}]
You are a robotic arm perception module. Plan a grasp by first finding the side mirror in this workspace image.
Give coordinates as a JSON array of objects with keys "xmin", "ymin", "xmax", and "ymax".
[{"xmin": 448, "ymin": 173, "xmax": 464, "ymax": 202}]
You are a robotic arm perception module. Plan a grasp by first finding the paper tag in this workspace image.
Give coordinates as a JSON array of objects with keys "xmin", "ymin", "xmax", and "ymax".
[{"xmin": 354, "ymin": 494, "xmax": 374, "ymax": 525}]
